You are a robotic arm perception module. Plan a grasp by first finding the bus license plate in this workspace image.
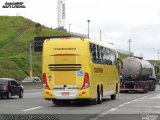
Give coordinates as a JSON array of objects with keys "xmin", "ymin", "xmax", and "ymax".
[{"xmin": 61, "ymin": 92, "xmax": 70, "ymax": 96}]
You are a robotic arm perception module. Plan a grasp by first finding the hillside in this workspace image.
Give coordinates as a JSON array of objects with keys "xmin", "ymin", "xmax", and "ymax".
[
  {"xmin": 0, "ymin": 16, "xmax": 72, "ymax": 81},
  {"xmin": 0, "ymin": 16, "xmax": 128, "ymax": 81},
  {"xmin": 148, "ymin": 60, "xmax": 160, "ymax": 79}
]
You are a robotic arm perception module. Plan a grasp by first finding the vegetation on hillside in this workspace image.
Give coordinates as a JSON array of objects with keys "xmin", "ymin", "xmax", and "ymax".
[
  {"xmin": 0, "ymin": 16, "xmax": 71, "ymax": 81},
  {"xmin": 148, "ymin": 60, "xmax": 160, "ymax": 80},
  {"xmin": 118, "ymin": 52, "xmax": 128, "ymax": 59}
]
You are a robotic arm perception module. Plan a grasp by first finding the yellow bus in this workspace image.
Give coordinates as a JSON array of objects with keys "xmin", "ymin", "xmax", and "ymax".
[{"xmin": 43, "ymin": 38, "xmax": 120, "ymax": 105}]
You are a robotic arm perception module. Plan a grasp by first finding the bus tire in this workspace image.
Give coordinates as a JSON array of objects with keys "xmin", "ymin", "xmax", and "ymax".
[
  {"xmin": 152, "ymin": 86, "xmax": 156, "ymax": 91},
  {"xmin": 111, "ymin": 84, "xmax": 117, "ymax": 100},
  {"xmin": 111, "ymin": 94, "xmax": 116, "ymax": 100},
  {"xmin": 91, "ymin": 87, "xmax": 102, "ymax": 105},
  {"xmin": 97, "ymin": 87, "xmax": 102, "ymax": 104}
]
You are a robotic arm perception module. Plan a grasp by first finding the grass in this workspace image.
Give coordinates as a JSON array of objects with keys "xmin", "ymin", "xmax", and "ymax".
[
  {"xmin": 118, "ymin": 52, "xmax": 128, "ymax": 59},
  {"xmin": 0, "ymin": 16, "xmax": 72, "ymax": 81},
  {"xmin": 148, "ymin": 60, "xmax": 160, "ymax": 79}
]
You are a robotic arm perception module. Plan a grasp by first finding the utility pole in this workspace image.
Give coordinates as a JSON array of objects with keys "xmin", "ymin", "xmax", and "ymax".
[
  {"xmin": 29, "ymin": 41, "xmax": 33, "ymax": 77},
  {"xmin": 87, "ymin": 20, "xmax": 90, "ymax": 39},
  {"xmin": 69, "ymin": 23, "xmax": 71, "ymax": 33},
  {"xmin": 128, "ymin": 39, "xmax": 132, "ymax": 57},
  {"xmin": 158, "ymin": 51, "xmax": 160, "ymax": 61},
  {"xmin": 100, "ymin": 30, "xmax": 101, "ymax": 41}
]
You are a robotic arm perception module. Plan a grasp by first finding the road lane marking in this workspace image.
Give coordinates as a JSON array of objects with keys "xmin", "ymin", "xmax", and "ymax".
[
  {"xmin": 151, "ymin": 94, "xmax": 160, "ymax": 99},
  {"xmin": 108, "ymin": 108, "xmax": 117, "ymax": 112},
  {"xmin": 22, "ymin": 106, "xmax": 42, "ymax": 112},
  {"xmin": 89, "ymin": 93, "xmax": 159, "ymax": 120},
  {"xmin": 104, "ymin": 93, "xmax": 158, "ymax": 114}
]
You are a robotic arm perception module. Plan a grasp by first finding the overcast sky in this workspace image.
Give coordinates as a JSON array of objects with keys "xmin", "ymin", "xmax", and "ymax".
[{"xmin": 0, "ymin": 0, "xmax": 160, "ymax": 60}]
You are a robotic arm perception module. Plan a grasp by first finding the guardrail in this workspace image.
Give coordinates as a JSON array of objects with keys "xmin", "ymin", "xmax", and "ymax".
[{"xmin": 21, "ymin": 82, "xmax": 43, "ymax": 90}]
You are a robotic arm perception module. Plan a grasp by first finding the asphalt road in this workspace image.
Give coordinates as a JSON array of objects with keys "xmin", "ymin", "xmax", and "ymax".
[{"xmin": 0, "ymin": 86, "xmax": 160, "ymax": 120}]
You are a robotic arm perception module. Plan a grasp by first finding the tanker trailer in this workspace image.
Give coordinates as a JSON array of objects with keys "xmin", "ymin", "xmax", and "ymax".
[{"xmin": 120, "ymin": 57, "xmax": 156, "ymax": 93}]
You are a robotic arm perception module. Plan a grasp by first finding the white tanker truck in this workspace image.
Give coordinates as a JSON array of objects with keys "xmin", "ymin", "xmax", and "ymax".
[{"xmin": 120, "ymin": 57, "xmax": 157, "ymax": 93}]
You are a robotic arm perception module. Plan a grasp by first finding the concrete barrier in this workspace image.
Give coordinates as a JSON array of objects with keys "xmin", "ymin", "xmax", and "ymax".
[{"xmin": 21, "ymin": 82, "xmax": 43, "ymax": 90}]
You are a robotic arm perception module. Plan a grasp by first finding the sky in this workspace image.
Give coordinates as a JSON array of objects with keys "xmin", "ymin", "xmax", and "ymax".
[{"xmin": 0, "ymin": 0, "xmax": 160, "ymax": 60}]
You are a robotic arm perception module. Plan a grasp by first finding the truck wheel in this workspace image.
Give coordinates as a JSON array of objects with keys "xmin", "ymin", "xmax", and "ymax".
[
  {"xmin": 152, "ymin": 86, "xmax": 156, "ymax": 91},
  {"xmin": 143, "ymin": 88, "xmax": 148, "ymax": 93}
]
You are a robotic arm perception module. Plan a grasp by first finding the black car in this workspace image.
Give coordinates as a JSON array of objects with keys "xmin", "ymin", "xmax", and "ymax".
[{"xmin": 0, "ymin": 78, "xmax": 23, "ymax": 99}]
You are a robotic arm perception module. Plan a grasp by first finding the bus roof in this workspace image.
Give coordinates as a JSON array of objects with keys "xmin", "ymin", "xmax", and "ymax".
[
  {"xmin": 45, "ymin": 37, "xmax": 115, "ymax": 50},
  {"xmin": 87, "ymin": 39, "xmax": 115, "ymax": 50}
]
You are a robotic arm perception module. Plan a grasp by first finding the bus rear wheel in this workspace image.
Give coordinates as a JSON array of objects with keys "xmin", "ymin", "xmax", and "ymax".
[
  {"xmin": 111, "ymin": 84, "xmax": 117, "ymax": 100},
  {"xmin": 97, "ymin": 87, "xmax": 102, "ymax": 104},
  {"xmin": 91, "ymin": 87, "xmax": 102, "ymax": 105},
  {"xmin": 111, "ymin": 94, "xmax": 116, "ymax": 100}
]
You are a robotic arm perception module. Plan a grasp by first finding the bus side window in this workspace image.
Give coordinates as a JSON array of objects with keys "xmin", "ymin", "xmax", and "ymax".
[
  {"xmin": 114, "ymin": 51, "xmax": 117, "ymax": 65},
  {"xmin": 103, "ymin": 48, "xmax": 108, "ymax": 65},
  {"xmin": 92, "ymin": 44, "xmax": 96, "ymax": 63},
  {"xmin": 113, "ymin": 51, "xmax": 116, "ymax": 65},
  {"xmin": 99, "ymin": 45, "xmax": 102, "ymax": 64},
  {"xmin": 97, "ymin": 45, "xmax": 101, "ymax": 64},
  {"xmin": 95, "ymin": 45, "xmax": 97, "ymax": 63},
  {"xmin": 109, "ymin": 49, "xmax": 113, "ymax": 65},
  {"xmin": 106, "ymin": 48, "xmax": 110, "ymax": 65},
  {"xmin": 110, "ymin": 50, "xmax": 114, "ymax": 65},
  {"xmin": 101, "ymin": 46, "xmax": 104, "ymax": 64},
  {"xmin": 90, "ymin": 43, "xmax": 93, "ymax": 61}
]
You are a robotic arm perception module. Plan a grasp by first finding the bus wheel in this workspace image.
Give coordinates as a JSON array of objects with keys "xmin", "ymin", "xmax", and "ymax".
[
  {"xmin": 91, "ymin": 87, "xmax": 102, "ymax": 105},
  {"xmin": 97, "ymin": 87, "xmax": 102, "ymax": 104},
  {"xmin": 111, "ymin": 94, "xmax": 116, "ymax": 100}
]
